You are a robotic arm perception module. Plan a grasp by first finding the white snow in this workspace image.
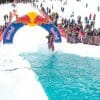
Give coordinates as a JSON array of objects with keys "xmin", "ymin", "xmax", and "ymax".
[{"xmin": 0, "ymin": 55, "xmax": 48, "ymax": 100}]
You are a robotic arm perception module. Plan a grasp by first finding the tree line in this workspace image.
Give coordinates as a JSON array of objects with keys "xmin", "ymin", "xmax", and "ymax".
[
  {"xmin": 0, "ymin": 0, "xmax": 31, "ymax": 3},
  {"xmin": 0, "ymin": 0, "xmax": 13, "ymax": 3}
]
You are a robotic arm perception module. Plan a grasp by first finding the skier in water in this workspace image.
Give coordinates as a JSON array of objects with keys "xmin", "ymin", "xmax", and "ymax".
[{"xmin": 46, "ymin": 32, "xmax": 54, "ymax": 51}]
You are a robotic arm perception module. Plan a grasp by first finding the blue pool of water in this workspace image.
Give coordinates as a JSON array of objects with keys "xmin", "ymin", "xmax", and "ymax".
[{"xmin": 20, "ymin": 52, "xmax": 100, "ymax": 100}]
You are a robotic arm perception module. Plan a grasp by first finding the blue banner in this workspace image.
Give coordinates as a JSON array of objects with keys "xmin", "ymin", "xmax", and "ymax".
[
  {"xmin": 3, "ymin": 22, "xmax": 24, "ymax": 43},
  {"xmin": 40, "ymin": 23, "xmax": 62, "ymax": 42}
]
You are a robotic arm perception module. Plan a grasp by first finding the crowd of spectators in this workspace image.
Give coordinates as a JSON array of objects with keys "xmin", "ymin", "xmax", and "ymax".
[{"xmin": 43, "ymin": 4, "xmax": 100, "ymax": 46}]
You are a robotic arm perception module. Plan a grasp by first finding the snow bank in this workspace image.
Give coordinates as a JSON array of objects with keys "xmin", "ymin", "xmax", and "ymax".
[
  {"xmin": 0, "ymin": 55, "xmax": 48, "ymax": 100},
  {"xmin": 13, "ymin": 25, "xmax": 48, "ymax": 53}
]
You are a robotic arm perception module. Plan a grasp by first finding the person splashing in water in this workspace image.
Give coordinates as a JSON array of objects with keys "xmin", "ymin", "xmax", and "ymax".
[{"xmin": 46, "ymin": 32, "xmax": 54, "ymax": 51}]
